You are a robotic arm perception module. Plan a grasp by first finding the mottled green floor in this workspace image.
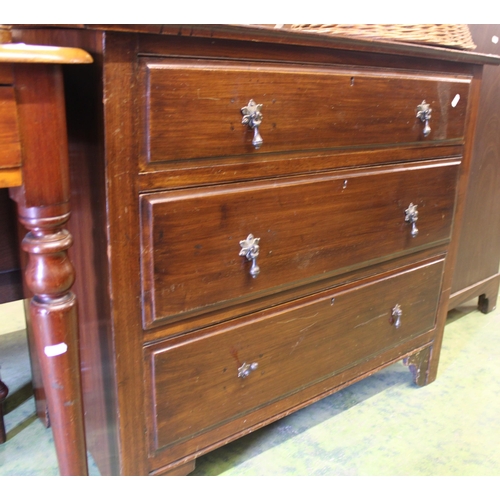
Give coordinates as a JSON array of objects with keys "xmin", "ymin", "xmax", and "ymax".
[{"xmin": 1, "ymin": 294, "xmax": 499, "ymax": 476}]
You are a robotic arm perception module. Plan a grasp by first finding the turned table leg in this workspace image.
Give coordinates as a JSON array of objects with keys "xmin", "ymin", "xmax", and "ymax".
[
  {"xmin": 10, "ymin": 62, "xmax": 88, "ymax": 475},
  {"xmin": 19, "ymin": 211, "xmax": 87, "ymax": 475}
]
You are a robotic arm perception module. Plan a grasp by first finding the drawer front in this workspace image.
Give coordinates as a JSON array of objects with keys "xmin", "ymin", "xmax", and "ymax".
[
  {"xmin": 143, "ymin": 60, "xmax": 470, "ymax": 165},
  {"xmin": 0, "ymin": 86, "xmax": 22, "ymax": 170},
  {"xmin": 140, "ymin": 160, "xmax": 458, "ymax": 328},
  {"xmin": 146, "ymin": 257, "xmax": 444, "ymax": 454}
]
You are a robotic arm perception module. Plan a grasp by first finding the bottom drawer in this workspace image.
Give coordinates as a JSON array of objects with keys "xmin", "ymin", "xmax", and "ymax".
[{"xmin": 145, "ymin": 257, "xmax": 444, "ymax": 456}]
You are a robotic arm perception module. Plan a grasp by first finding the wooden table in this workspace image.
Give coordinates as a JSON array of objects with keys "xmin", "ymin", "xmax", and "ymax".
[{"xmin": 0, "ymin": 32, "xmax": 92, "ymax": 474}]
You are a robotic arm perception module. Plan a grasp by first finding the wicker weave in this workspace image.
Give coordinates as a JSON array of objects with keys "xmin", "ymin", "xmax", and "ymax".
[{"xmin": 290, "ymin": 24, "xmax": 476, "ymax": 50}]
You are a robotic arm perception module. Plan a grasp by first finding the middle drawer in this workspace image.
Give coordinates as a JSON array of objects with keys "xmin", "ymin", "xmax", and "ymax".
[{"xmin": 140, "ymin": 159, "xmax": 458, "ymax": 330}]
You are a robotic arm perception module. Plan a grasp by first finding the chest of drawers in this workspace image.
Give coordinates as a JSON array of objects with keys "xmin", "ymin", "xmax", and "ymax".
[{"xmin": 13, "ymin": 25, "xmax": 497, "ymax": 475}]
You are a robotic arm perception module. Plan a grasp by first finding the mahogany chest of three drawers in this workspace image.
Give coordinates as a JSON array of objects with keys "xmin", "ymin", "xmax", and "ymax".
[{"xmin": 14, "ymin": 24, "xmax": 494, "ymax": 475}]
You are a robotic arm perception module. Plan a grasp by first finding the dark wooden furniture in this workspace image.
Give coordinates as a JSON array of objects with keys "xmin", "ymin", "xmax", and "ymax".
[
  {"xmin": 0, "ymin": 28, "xmax": 23, "ymax": 305},
  {"xmin": 0, "ymin": 35, "xmax": 92, "ymax": 469},
  {"xmin": 0, "ymin": 378, "xmax": 7, "ymax": 443},
  {"xmin": 11, "ymin": 25, "xmax": 500, "ymax": 476},
  {"xmin": 0, "ymin": 190, "xmax": 22, "ymax": 304},
  {"xmin": 449, "ymin": 25, "xmax": 500, "ymax": 312},
  {"xmin": 0, "ymin": 28, "xmax": 19, "ymax": 445}
]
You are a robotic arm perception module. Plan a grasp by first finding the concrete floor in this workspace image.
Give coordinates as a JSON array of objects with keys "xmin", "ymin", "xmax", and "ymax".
[{"xmin": 1, "ymin": 293, "xmax": 500, "ymax": 476}]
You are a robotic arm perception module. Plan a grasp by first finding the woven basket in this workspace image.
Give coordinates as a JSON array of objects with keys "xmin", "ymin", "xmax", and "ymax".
[{"xmin": 290, "ymin": 24, "xmax": 476, "ymax": 50}]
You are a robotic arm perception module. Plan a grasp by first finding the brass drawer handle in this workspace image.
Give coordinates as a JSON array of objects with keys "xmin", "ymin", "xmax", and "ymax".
[
  {"xmin": 241, "ymin": 99, "xmax": 263, "ymax": 149},
  {"xmin": 238, "ymin": 361, "xmax": 259, "ymax": 379},
  {"xmin": 405, "ymin": 203, "xmax": 419, "ymax": 237},
  {"xmin": 391, "ymin": 304, "xmax": 403, "ymax": 329},
  {"xmin": 416, "ymin": 100, "xmax": 432, "ymax": 137},
  {"xmin": 239, "ymin": 233, "xmax": 261, "ymax": 278}
]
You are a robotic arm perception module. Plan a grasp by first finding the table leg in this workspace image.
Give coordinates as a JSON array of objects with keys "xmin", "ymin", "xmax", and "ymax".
[
  {"xmin": 18, "ymin": 213, "xmax": 87, "ymax": 475},
  {"xmin": 10, "ymin": 62, "xmax": 88, "ymax": 475},
  {"xmin": 0, "ymin": 377, "xmax": 8, "ymax": 443}
]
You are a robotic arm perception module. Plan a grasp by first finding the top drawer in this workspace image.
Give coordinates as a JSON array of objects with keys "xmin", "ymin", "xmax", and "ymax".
[{"xmin": 143, "ymin": 59, "xmax": 471, "ymax": 166}]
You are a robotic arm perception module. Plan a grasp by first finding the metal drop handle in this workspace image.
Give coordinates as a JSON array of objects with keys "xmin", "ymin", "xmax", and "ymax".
[
  {"xmin": 238, "ymin": 362, "xmax": 259, "ymax": 379},
  {"xmin": 391, "ymin": 304, "xmax": 403, "ymax": 329},
  {"xmin": 241, "ymin": 99, "xmax": 263, "ymax": 149},
  {"xmin": 416, "ymin": 100, "xmax": 432, "ymax": 137},
  {"xmin": 405, "ymin": 203, "xmax": 419, "ymax": 237},
  {"xmin": 239, "ymin": 233, "xmax": 260, "ymax": 278}
]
